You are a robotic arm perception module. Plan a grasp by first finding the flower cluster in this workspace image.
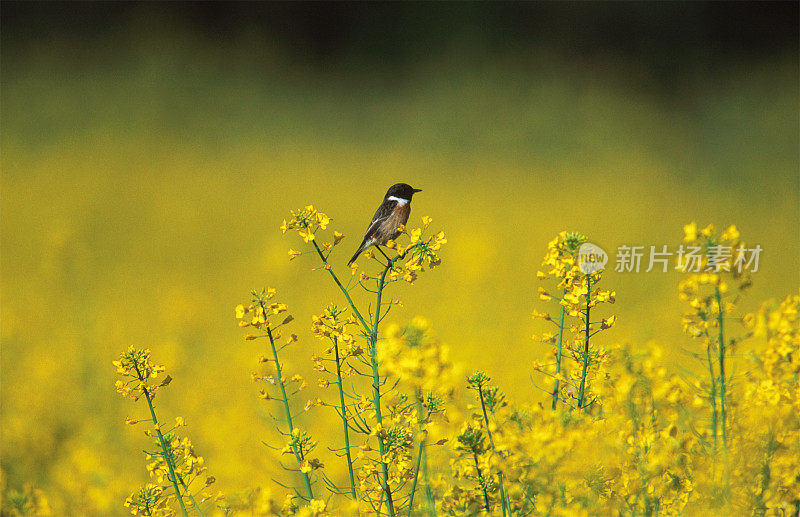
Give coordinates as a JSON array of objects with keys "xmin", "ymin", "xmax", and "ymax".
[
  {"xmin": 733, "ymin": 294, "xmax": 800, "ymax": 514},
  {"xmin": 113, "ymin": 347, "xmax": 168, "ymax": 401},
  {"xmin": 532, "ymin": 231, "xmax": 616, "ymax": 411},
  {"xmin": 678, "ymin": 223, "xmax": 751, "ymax": 338},
  {"xmin": 678, "ymin": 223, "xmax": 752, "ymax": 455},
  {"xmin": 282, "ymin": 205, "xmax": 446, "ymax": 289},
  {"xmin": 281, "ymin": 205, "xmax": 333, "ymax": 245},
  {"xmin": 108, "ymin": 214, "xmax": 799, "ymax": 517},
  {"xmin": 596, "ymin": 345, "xmax": 695, "ymax": 515},
  {"xmin": 378, "ymin": 317, "xmax": 460, "ymax": 395},
  {"xmin": 310, "ymin": 303, "xmax": 360, "ymax": 350},
  {"xmin": 390, "ymin": 218, "xmax": 447, "ymax": 283},
  {"xmin": 114, "ymin": 347, "xmax": 216, "ymax": 516},
  {"xmin": 236, "ymin": 289, "xmax": 320, "ymax": 502},
  {"xmin": 280, "ymin": 207, "xmax": 448, "ymax": 515},
  {"xmin": 537, "ymin": 231, "xmax": 587, "ymax": 287}
]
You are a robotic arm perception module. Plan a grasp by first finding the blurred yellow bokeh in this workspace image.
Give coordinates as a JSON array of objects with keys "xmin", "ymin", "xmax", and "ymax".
[{"xmin": 2, "ymin": 6, "xmax": 798, "ymax": 514}]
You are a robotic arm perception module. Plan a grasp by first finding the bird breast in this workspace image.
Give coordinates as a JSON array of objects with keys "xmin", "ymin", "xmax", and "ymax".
[{"xmin": 376, "ymin": 203, "xmax": 411, "ymax": 243}]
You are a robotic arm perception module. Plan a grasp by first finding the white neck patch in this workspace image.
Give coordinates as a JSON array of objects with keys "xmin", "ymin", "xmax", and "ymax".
[{"xmin": 387, "ymin": 196, "xmax": 409, "ymax": 205}]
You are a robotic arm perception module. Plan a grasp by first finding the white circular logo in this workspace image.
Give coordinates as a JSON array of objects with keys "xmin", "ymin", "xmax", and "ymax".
[{"xmin": 578, "ymin": 243, "xmax": 608, "ymax": 274}]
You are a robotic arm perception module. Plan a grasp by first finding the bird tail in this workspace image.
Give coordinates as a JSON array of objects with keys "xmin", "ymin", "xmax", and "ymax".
[
  {"xmin": 348, "ymin": 241, "xmax": 369, "ymax": 265},
  {"xmin": 347, "ymin": 248, "xmax": 362, "ymax": 266}
]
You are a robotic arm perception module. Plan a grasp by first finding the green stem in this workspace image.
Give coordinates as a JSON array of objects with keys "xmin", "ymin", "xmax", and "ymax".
[
  {"xmin": 423, "ymin": 444, "xmax": 436, "ymax": 517},
  {"xmin": 409, "ymin": 395, "xmax": 436, "ymax": 517},
  {"xmin": 310, "ymin": 239, "xmax": 405, "ymax": 513},
  {"xmin": 473, "ymin": 452, "xmax": 491, "ymax": 513},
  {"xmin": 706, "ymin": 343, "xmax": 718, "ymax": 452},
  {"xmin": 265, "ymin": 323, "xmax": 314, "ymax": 500},
  {"xmin": 477, "ymin": 387, "xmax": 509, "ymax": 517},
  {"xmin": 754, "ymin": 434, "xmax": 776, "ymax": 517},
  {"xmin": 551, "ymin": 292, "xmax": 568, "ymax": 410},
  {"xmin": 134, "ymin": 366, "xmax": 189, "ymax": 517},
  {"xmin": 371, "ymin": 260, "xmax": 396, "ymax": 516},
  {"xmin": 714, "ymin": 286, "xmax": 728, "ymax": 449},
  {"xmin": 333, "ymin": 336, "xmax": 358, "ymax": 499},
  {"xmin": 408, "ymin": 435, "xmax": 426, "ymax": 516},
  {"xmin": 311, "ymin": 240, "xmax": 372, "ymax": 334},
  {"xmin": 577, "ymin": 275, "xmax": 592, "ymax": 410}
]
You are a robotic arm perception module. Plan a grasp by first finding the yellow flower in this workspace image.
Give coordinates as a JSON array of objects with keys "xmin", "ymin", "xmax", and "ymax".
[
  {"xmin": 298, "ymin": 229, "xmax": 315, "ymax": 243},
  {"xmin": 309, "ymin": 498, "xmax": 327, "ymax": 514},
  {"xmin": 531, "ymin": 309, "xmax": 551, "ymax": 321},
  {"xmin": 431, "ymin": 231, "xmax": 447, "ymax": 250},
  {"xmin": 600, "ymin": 315, "xmax": 617, "ymax": 329},
  {"xmin": 721, "ymin": 225, "xmax": 740, "ymax": 241},
  {"xmin": 252, "ymin": 306, "xmax": 266, "ymax": 324},
  {"xmin": 235, "ymin": 304, "xmax": 246, "ymax": 319},
  {"xmin": 333, "ymin": 231, "xmax": 345, "ymax": 245},
  {"xmin": 421, "ymin": 215, "xmax": 433, "ymax": 228},
  {"xmin": 268, "ymin": 303, "xmax": 287, "ymax": 314},
  {"xmin": 316, "ymin": 212, "xmax": 331, "ymax": 229},
  {"xmin": 288, "ymin": 249, "xmax": 302, "ymax": 260},
  {"xmin": 683, "ymin": 221, "xmax": 697, "ymax": 242}
]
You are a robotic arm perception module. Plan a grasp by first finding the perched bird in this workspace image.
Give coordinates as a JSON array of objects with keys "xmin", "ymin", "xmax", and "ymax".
[{"xmin": 348, "ymin": 183, "xmax": 422, "ymax": 265}]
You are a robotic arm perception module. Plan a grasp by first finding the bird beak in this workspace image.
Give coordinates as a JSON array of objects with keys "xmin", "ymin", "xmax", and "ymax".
[{"xmin": 413, "ymin": 188, "xmax": 422, "ymax": 193}]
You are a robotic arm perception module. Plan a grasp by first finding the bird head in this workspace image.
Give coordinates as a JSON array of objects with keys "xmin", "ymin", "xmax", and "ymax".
[{"xmin": 385, "ymin": 183, "xmax": 422, "ymax": 201}]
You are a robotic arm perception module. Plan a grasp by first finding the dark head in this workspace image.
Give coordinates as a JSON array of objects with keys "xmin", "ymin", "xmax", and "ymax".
[{"xmin": 385, "ymin": 183, "xmax": 422, "ymax": 202}]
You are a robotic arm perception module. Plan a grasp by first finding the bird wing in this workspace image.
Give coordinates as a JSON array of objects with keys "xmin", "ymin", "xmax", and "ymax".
[
  {"xmin": 360, "ymin": 199, "xmax": 396, "ymax": 245},
  {"xmin": 348, "ymin": 199, "xmax": 398, "ymax": 265}
]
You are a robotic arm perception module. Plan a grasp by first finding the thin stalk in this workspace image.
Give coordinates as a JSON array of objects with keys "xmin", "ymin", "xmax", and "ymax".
[
  {"xmin": 477, "ymin": 388, "xmax": 509, "ymax": 517},
  {"xmin": 266, "ymin": 323, "xmax": 314, "ymax": 500},
  {"xmin": 422, "ymin": 445, "xmax": 436, "ymax": 517},
  {"xmin": 311, "ymin": 240, "xmax": 372, "ymax": 334},
  {"xmin": 408, "ymin": 436, "xmax": 426, "ymax": 515},
  {"xmin": 577, "ymin": 275, "xmax": 592, "ymax": 409},
  {"xmin": 472, "ymin": 452, "xmax": 491, "ymax": 513},
  {"xmin": 714, "ymin": 286, "xmax": 728, "ymax": 448},
  {"xmin": 333, "ymin": 336, "xmax": 358, "ymax": 499},
  {"xmin": 754, "ymin": 434, "xmax": 776, "ymax": 517},
  {"xmin": 409, "ymin": 395, "xmax": 436, "ymax": 517},
  {"xmin": 551, "ymin": 291, "xmax": 568, "ymax": 410},
  {"xmin": 310, "ymin": 238, "xmax": 404, "ymax": 513},
  {"xmin": 706, "ymin": 343, "xmax": 718, "ymax": 452},
  {"xmin": 134, "ymin": 365, "xmax": 189, "ymax": 517},
  {"xmin": 370, "ymin": 260, "xmax": 396, "ymax": 516}
]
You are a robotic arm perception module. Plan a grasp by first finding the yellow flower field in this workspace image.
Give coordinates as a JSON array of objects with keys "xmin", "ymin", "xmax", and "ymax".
[{"xmin": 1, "ymin": 6, "xmax": 798, "ymax": 516}]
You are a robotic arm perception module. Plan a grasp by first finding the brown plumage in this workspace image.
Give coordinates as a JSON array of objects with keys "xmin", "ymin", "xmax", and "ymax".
[{"xmin": 348, "ymin": 183, "xmax": 422, "ymax": 265}]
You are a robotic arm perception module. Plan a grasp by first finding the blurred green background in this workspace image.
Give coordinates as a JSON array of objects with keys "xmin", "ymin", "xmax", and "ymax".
[{"xmin": 2, "ymin": 2, "xmax": 798, "ymax": 513}]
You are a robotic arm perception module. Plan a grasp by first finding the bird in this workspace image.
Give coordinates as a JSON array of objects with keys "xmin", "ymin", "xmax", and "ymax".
[{"xmin": 348, "ymin": 183, "xmax": 422, "ymax": 265}]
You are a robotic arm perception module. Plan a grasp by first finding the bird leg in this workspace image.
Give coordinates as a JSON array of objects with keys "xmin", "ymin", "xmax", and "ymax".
[{"xmin": 376, "ymin": 246, "xmax": 393, "ymax": 263}]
